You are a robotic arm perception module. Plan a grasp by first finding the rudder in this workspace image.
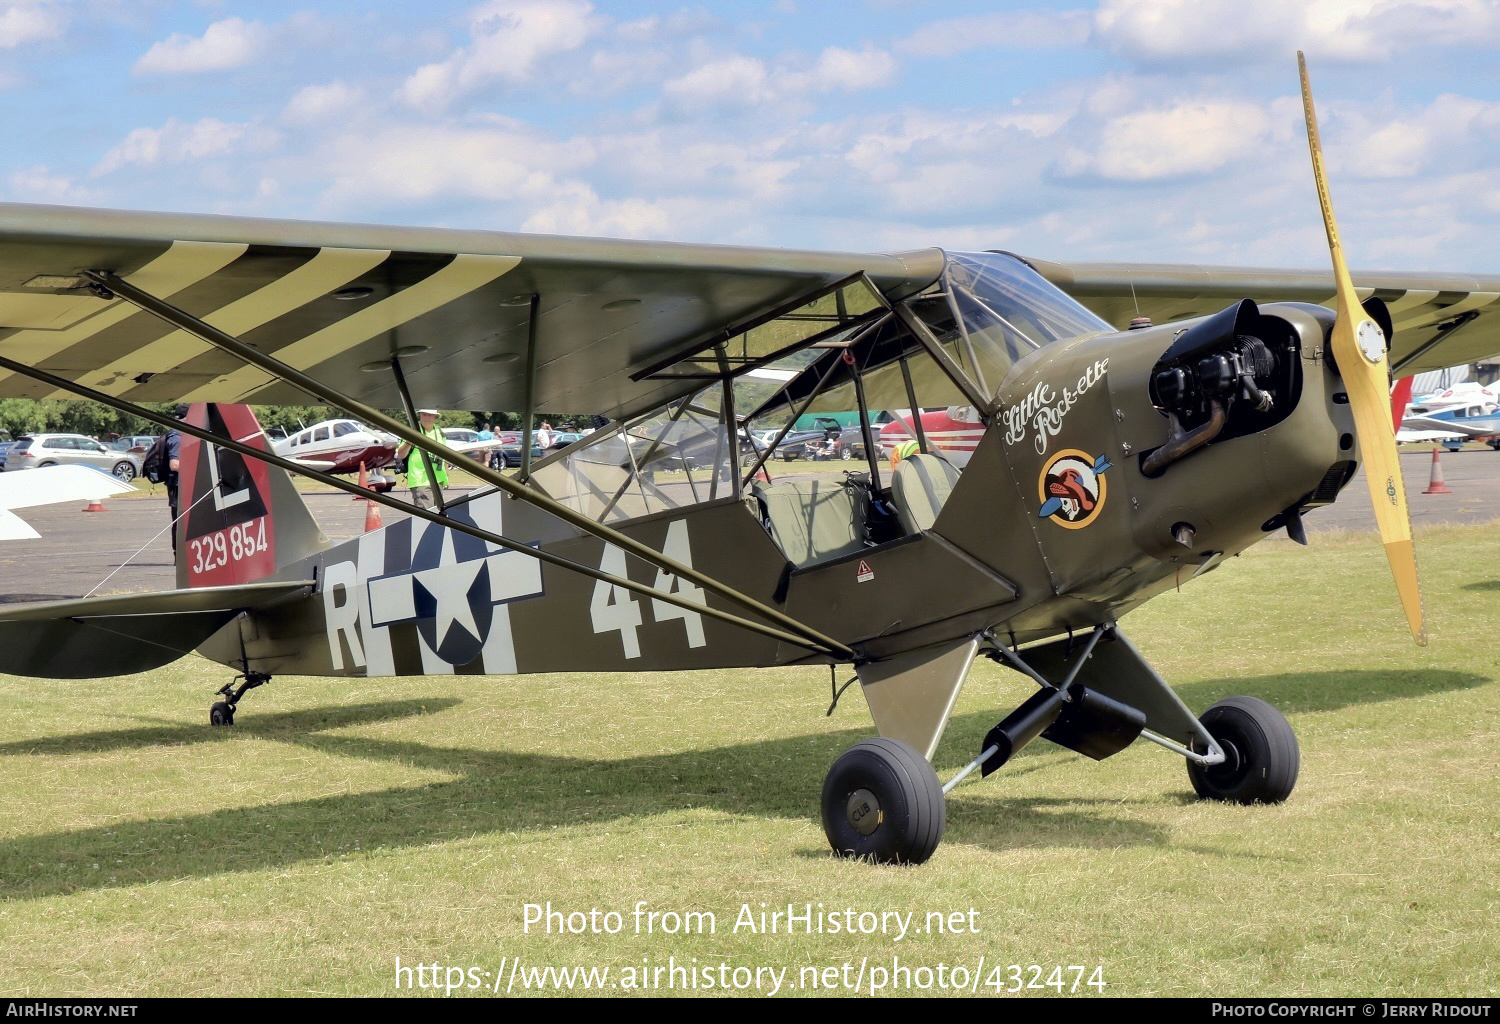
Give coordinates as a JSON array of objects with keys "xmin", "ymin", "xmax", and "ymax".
[{"xmin": 176, "ymin": 403, "xmax": 329, "ymax": 588}]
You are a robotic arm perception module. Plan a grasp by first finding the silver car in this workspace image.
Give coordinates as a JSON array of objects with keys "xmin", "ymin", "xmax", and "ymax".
[{"xmin": 2, "ymin": 434, "xmax": 142, "ymax": 482}]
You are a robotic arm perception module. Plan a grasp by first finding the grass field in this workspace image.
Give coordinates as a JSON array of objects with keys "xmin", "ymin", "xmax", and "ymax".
[{"xmin": 0, "ymin": 522, "xmax": 1495, "ymax": 997}]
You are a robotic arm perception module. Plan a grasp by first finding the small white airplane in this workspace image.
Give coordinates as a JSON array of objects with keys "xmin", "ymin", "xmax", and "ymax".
[
  {"xmin": 273, "ymin": 419, "xmax": 399, "ymax": 486},
  {"xmin": 0, "ymin": 464, "xmax": 136, "ymax": 540},
  {"xmin": 878, "ymin": 407, "xmax": 986, "ymax": 467},
  {"xmin": 1397, "ymin": 381, "xmax": 1500, "ymax": 447}
]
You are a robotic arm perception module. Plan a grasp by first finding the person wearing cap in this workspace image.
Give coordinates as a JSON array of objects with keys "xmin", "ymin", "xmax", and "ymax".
[
  {"xmin": 396, "ymin": 408, "xmax": 451, "ymax": 510},
  {"xmin": 165, "ymin": 403, "xmax": 189, "ymax": 551}
]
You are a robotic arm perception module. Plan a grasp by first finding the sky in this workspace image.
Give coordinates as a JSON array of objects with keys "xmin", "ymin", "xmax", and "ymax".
[{"xmin": 1, "ymin": 0, "xmax": 1497, "ymax": 272}]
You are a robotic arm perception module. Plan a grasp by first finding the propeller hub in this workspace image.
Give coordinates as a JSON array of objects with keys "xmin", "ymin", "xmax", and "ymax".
[{"xmin": 1355, "ymin": 320, "xmax": 1385, "ymax": 364}]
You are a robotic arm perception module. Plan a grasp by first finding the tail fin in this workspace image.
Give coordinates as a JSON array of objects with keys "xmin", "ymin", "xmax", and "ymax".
[
  {"xmin": 1390, "ymin": 376, "xmax": 1415, "ymax": 433},
  {"xmin": 176, "ymin": 403, "xmax": 330, "ymax": 588}
]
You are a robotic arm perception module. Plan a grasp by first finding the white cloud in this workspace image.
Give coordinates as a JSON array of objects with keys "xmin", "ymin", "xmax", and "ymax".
[
  {"xmin": 312, "ymin": 121, "xmax": 596, "ymax": 209},
  {"xmin": 520, "ymin": 187, "xmax": 672, "ymax": 238},
  {"xmin": 399, "ymin": 0, "xmax": 597, "ymax": 111},
  {"xmin": 93, "ymin": 118, "xmax": 257, "ymax": 175},
  {"xmin": 134, "ymin": 17, "xmax": 271, "ymax": 74},
  {"xmin": 1095, "ymin": 0, "xmax": 1500, "ymax": 63},
  {"xmin": 1059, "ymin": 100, "xmax": 1272, "ymax": 181},
  {"xmin": 1336, "ymin": 94, "xmax": 1500, "ymax": 179},
  {"xmin": 7, "ymin": 164, "xmax": 99, "ymax": 203},
  {"xmin": 901, "ymin": 10, "xmax": 1092, "ymax": 57},
  {"xmin": 660, "ymin": 45, "xmax": 896, "ymax": 113},
  {"xmin": 794, "ymin": 46, "xmax": 898, "ymax": 93},
  {"xmin": 661, "ymin": 54, "xmax": 776, "ymax": 109},
  {"xmin": 0, "ymin": 1, "xmax": 67, "ymax": 49},
  {"xmin": 282, "ymin": 82, "xmax": 367, "ymax": 125}
]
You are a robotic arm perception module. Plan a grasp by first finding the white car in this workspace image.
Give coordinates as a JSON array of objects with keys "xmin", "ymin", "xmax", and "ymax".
[{"xmin": 2, "ymin": 434, "xmax": 142, "ymax": 482}]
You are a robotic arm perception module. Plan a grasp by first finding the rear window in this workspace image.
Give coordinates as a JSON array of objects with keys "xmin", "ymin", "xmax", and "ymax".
[{"xmin": 12, "ymin": 438, "xmax": 32, "ymax": 451}]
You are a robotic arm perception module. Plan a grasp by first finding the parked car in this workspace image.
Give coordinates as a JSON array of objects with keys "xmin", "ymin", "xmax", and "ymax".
[
  {"xmin": 107, "ymin": 434, "xmax": 157, "ymax": 454},
  {"xmin": 776, "ymin": 428, "xmax": 841, "ymax": 461},
  {"xmin": 2, "ymin": 434, "xmax": 143, "ymax": 481},
  {"xmin": 491, "ymin": 442, "xmax": 545, "ymax": 468}
]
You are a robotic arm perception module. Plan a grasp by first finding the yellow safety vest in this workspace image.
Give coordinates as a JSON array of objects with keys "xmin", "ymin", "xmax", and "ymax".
[{"xmin": 406, "ymin": 426, "xmax": 450, "ymax": 488}]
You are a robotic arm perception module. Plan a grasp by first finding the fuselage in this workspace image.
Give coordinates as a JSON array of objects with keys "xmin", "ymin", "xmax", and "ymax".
[{"xmin": 188, "ymin": 297, "xmax": 1355, "ymax": 681}]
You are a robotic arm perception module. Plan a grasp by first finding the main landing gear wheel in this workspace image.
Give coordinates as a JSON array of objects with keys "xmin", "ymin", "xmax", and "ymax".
[
  {"xmin": 821, "ymin": 737, "xmax": 945, "ymax": 865},
  {"xmin": 209, "ymin": 701, "xmax": 234, "ymax": 727},
  {"xmin": 1187, "ymin": 696, "xmax": 1299, "ymax": 804}
]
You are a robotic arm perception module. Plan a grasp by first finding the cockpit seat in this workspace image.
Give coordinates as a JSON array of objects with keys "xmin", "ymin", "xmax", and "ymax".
[
  {"xmin": 891, "ymin": 454, "xmax": 961, "ymax": 534},
  {"xmin": 753, "ymin": 479, "xmax": 867, "ymax": 568}
]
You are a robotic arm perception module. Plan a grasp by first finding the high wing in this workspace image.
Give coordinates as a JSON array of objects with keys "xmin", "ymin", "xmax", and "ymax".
[
  {"xmin": 0, "ymin": 463, "xmax": 135, "ymax": 540},
  {"xmin": 1028, "ymin": 258, "xmax": 1500, "ymax": 378},
  {"xmin": 0, "ymin": 202, "xmax": 941, "ymax": 420}
]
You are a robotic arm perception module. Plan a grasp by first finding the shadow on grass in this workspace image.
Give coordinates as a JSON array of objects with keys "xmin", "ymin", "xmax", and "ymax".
[
  {"xmin": 0, "ymin": 701, "xmax": 1164, "ymax": 898},
  {"xmin": 0, "ymin": 666, "xmax": 1484, "ymax": 898},
  {"xmin": 1461, "ymin": 579, "xmax": 1500, "ymax": 592},
  {"xmin": 0, "ymin": 698, "xmax": 461, "ymax": 756},
  {"xmin": 1173, "ymin": 669, "xmax": 1488, "ymax": 715}
]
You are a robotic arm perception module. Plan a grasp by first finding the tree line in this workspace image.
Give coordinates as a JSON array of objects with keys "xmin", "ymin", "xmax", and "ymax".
[{"xmin": 0, "ymin": 400, "xmax": 595, "ymax": 439}]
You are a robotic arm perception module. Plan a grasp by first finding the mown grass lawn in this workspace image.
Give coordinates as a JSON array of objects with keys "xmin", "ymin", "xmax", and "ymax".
[{"xmin": 0, "ymin": 523, "xmax": 1494, "ymax": 997}]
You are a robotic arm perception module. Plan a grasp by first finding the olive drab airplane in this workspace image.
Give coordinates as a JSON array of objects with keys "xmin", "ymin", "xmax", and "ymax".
[{"xmin": 0, "ymin": 58, "xmax": 1497, "ymax": 864}]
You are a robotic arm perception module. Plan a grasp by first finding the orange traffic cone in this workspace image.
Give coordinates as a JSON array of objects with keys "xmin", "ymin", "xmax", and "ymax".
[
  {"xmin": 82, "ymin": 497, "xmax": 108, "ymax": 512},
  {"xmin": 363, "ymin": 497, "xmax": 383, "ymax": 532},
  {"xmin": 1423, "ymin": 447, "xmax": 1452, "ymax": 494},
  {"xmin": 353, "ymin": 461, "xmax": 369, "ymax": 498}
]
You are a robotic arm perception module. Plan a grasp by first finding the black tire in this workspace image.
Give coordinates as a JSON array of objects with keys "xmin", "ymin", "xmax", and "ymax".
[
  {"xmin": 112, "ymin": 461, "xmax": 136, "ymax": 482},
  {"xmin": 821, "ymin": 737, "xmax": 945, "ymax": 865},
  {"xmin": 840, "ymin": 447, "xmax": 853, "ymax": 461},
  {"xmin": 37, "ymin": 461, "xmax": 56, "ymax": 468},
  {"xmin": 1187, "ymin": 696, "xmax": 1299, "ymax": 804},
  {"xmin": 210, "ymin": 701, "xmax": 235, "ymax": 727}
]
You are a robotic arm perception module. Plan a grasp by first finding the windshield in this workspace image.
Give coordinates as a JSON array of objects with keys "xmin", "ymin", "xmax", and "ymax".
[{"xmin": 914, "ymin": 251, "xmax": 1112, "ymax": 394}]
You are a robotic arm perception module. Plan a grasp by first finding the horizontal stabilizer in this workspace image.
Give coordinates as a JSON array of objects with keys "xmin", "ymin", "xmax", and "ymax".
[
  {"xmin": 0, "ymin": 581, "xmax": 312, "ymax": 678},
  {"xmin": 1402, "ymin": 415, "xmax": 1500, "ymax": 439},
  {"xmin": 0, "ymin": 464, "xmax": 135, "ymax": 512},
  {"xmin": 0, "ymin": 509, "xmax": 40, "ymax": 541}
]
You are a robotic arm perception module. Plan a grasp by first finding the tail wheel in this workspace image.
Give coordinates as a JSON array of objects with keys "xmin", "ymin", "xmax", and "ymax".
[
  {"xmin": 821, "ymin": 737, "xmax": 944, "ymax": 864},
  {"xmin": 1187, "ymin": 696, "xmax": 1299, "ymax": 804}
]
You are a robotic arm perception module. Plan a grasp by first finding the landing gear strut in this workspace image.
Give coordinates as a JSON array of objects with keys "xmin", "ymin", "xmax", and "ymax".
[{"xmin": 210, "ymin": 671, "xmax": 271, "ymax": 726}]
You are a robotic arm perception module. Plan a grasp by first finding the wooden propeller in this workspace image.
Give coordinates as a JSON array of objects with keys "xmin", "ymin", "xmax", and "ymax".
[{"xmin": 1299, "ymin": 52, "xmax": 1427, "ymax": 645}]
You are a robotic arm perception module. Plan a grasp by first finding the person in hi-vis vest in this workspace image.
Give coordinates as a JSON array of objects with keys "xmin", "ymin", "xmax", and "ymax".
[{"xmin": 396, "ymin": 408, "xmax": 451, "ymax": 510}]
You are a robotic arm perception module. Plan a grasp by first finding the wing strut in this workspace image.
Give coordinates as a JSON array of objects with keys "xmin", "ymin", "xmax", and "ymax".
[
  {"xmin": 0, "ymin": 352, "xmax": 847, "ymax": 660},
  {"xmin": 85, "ymin": 269, "xmax": 853, "ymax": 660},
  {"xmin": 519, "ymin": 292, "xmax": 541, "ymax": 483}
]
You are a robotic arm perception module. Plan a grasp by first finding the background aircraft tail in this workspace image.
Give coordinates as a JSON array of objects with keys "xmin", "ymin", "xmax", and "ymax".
[{"xmin": 175, "ymin": 403, "xmax": 330, "ymax": 588}]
